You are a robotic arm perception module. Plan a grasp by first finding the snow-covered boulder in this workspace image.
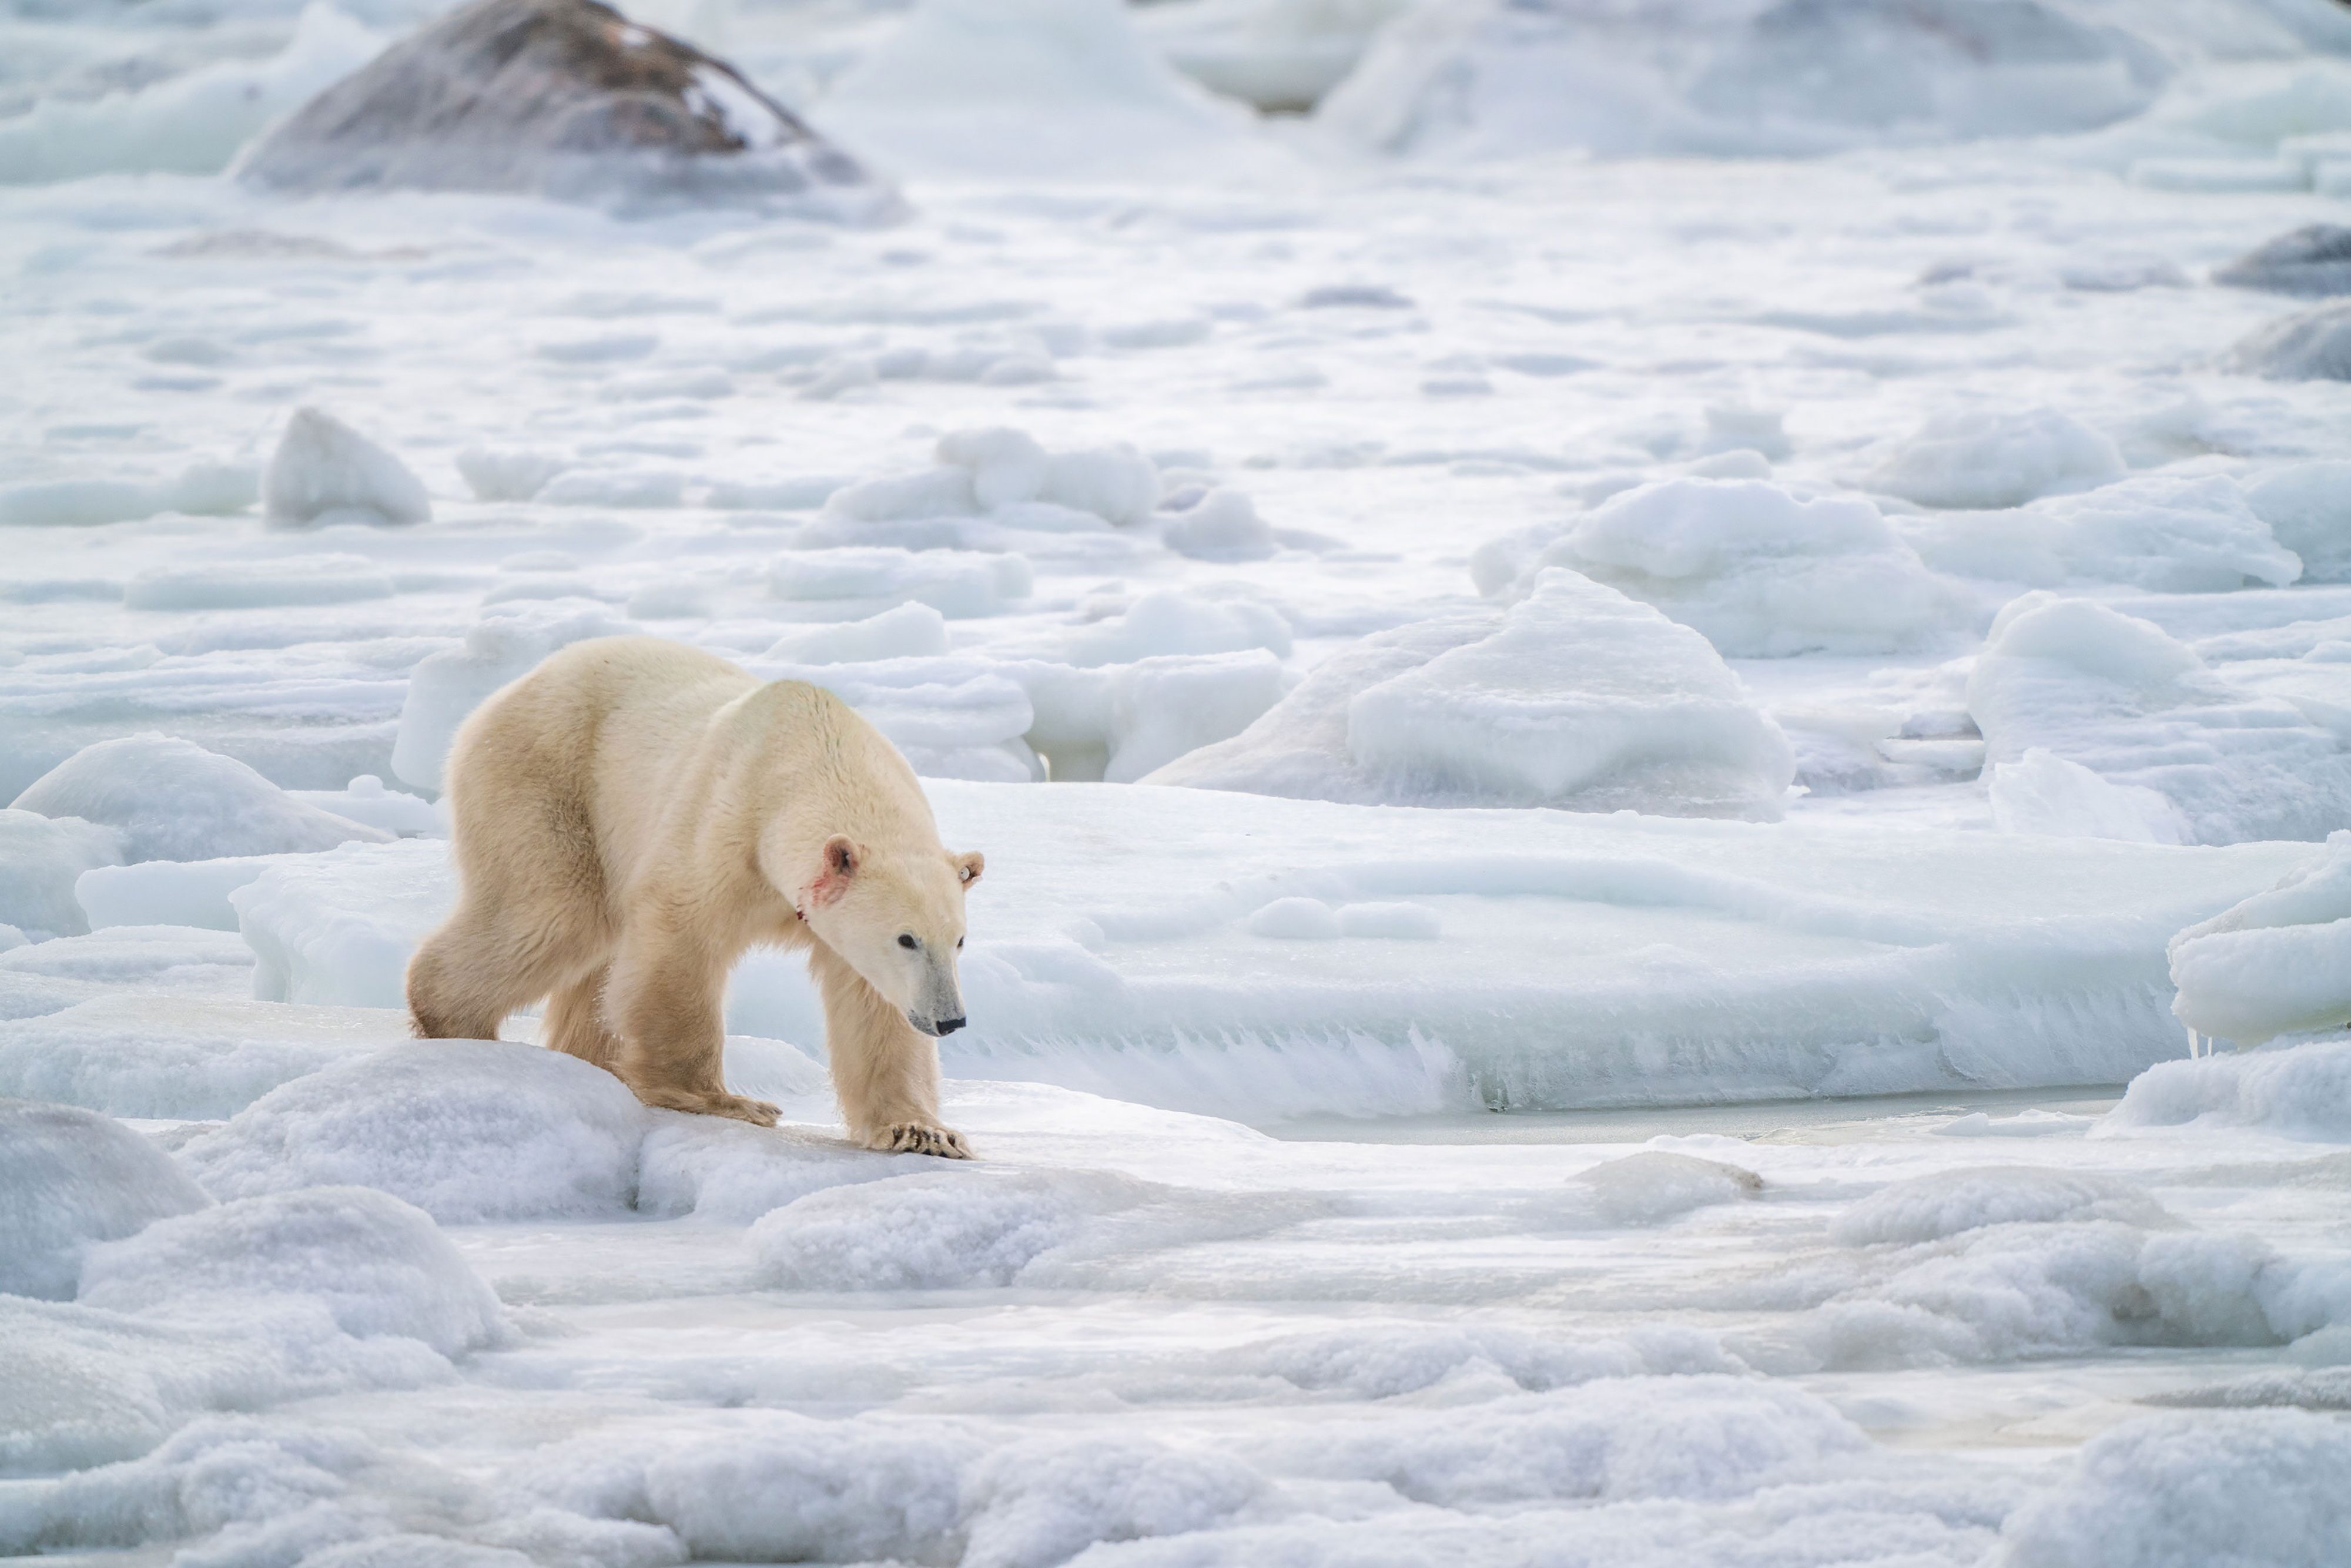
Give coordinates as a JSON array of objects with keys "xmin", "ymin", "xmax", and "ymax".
[
  {"xmin": 2226, "ymin": 299, "xmax": 2351, "ymax": 380},
  {"xmin": 178, "ymin": 1041, "xmax": 652, "ymax": 1222},
  {"xmin": 1148, "ymin": 570, "xmax": 1796, "ymax": 818},
  {"xmin": 12, "ymin": 735, "xmax": 391, "ymax": 863},
  {"xmin": 390, "ymin": 599, "xmax": 637, "ymax": 792},
  {"xmin": 1491, "ymin": 478, "xmax": 1963, "ymax": 657},
  {"xmin": 262, "ymin": 407, "xmax": 432, "ymax": 528},
  {"xmin": 1967, "ymin": 595, "xmax": 2351, "ymax": 844},
  {"xmin": 236, "ymin": 0, "xmax": 890, "ymax": 215},
  {"xmin": 1903, "ymin": 474, "xmax": 2303, "ymax": 591},
  {"xmin": 2215, "ymin": 223, "xmax": 2351, "ymax": 296},
  {"xmin": 2164, "ymin": 831, "xmax": 2351, "ymax": 1047},
  {"xmin": 0, "ymin": 810, "xmax": 125, "ymax": 940},
  {"xmin": 0, "ymin": 1099, "xmax": 212, "ymax": 1300},
  {"xmin": 1866, "ymin": 407, "xmax": 2125, "ymax": 510}
]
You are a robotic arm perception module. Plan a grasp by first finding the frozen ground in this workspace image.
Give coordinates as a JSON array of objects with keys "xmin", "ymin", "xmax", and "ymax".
[{"xmin": 9, "ymin": 0, "xmax": 2351, "ymax": 1562}]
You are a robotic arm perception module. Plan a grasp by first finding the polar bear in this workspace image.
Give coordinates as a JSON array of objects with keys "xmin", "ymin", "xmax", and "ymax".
[{"xmin": 405, "ymin": 636, "xmax": 983, "ymax": 1157}]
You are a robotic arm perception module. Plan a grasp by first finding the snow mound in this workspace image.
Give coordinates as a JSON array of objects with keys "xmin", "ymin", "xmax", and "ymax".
[
  {"xmin": 769, "ymin": 547, "xmax": 1034, "ymax": 619},
  {"xmin": 1019, "ymin": 649, "xmax": 1288, "ymax": 783},
  {"xmin": 820, "ymin": 0, "xmax": 1257, "ymax": 179},
  {"xmin": 235, "ymin": 838, "xmax": 454, "ymax": 1009},
  {"xmin": 1866, "ymin": 407, "xmax": 2126, "ymax": 510},
  {"xmin": 2246, "ymin": 461, "xmax": 2351, "ymax": 582},
  {"xmin": 236, "ymin": 0, "xmax": 892, "ymax": 216},
  {"xmin": 762, "ymin": 602, "xmax": 950, "ymax": 664},
  {"xmin": 1149, "ymin": 571, "xmax": 1796, "ymax": 818},
  {"xmin": 960, "ymin": 1436, "xmax": 1262, "ymax": 1568},
  {"xmin": 79, "ymin": 1186, "xmax": 506, "ymax": 1356},
  {"xmin": 1968, "ymin": 595, "xmax": 2351, "ymax": 843},
  {"xmin": 2107, "ymin": 1034, "xmax": 2351, "ymax": 1141},
  {"xmin": 2165, "ymin": 832, "xmax": 2351, "ymax": 1046},
  {"xmin": 1320, "ymin": 0, "xmax": 2169, "ymax": 161},
  {"xmin": 1989, "ymin": 747, "xmax": 2186, "ymax": 844},
  {"xmin": 1905, "ymin": 474, "xmax": 2302, "ymax": 591},
  {"xmin": 0, "ymin": 809, "xmax": 124, "ymax": 940},
  {"xmin": 1162, "ymin": 488, "xmax": 1275, "ymax": 562},
  {"xmin": 12, "ymin": 734, "xmax": 390, "ymax": 865},
  {"xmin": 262, "ymin": 408, "xmax": 431, "ymax": 528},
  {"xmin": 825, "ymin": 427, "xmax": 1159, "ymax": 529},
  {"xmin": 390, "ymin": 601, "xmax": 637, "ymax": 792},
  {"xmin": 1493, "ymin": 478, "xmax": 1963, "ymax": 656},
  {"xmin": 1831, "ymin": 1168, "xmax": 2169, "ymax": 1246},
  {"xmin": 2001, "ymin": 1410, "xmax": 2351, "ymax": 1568},
  {"xmin": 0, "ymin": 1099, "xmax": 212, "ymax": 1301},
  {"xmin": 0, "ymin": 996, "xmax": 394, "ymax": 1120},
  {"xmin": 1561, "ymin": 1151, "xmax": 1761, "ymax": 1227},
  {"xmin": 636, "ymin": 1113, "xmax": 919, "ymax": 1223},
  {"xmin": 751, "ymin": 1167, "xmax": 1149, "ymax": 1290},
  {"xmin": 178, "ymin": 1041, "xmax": 653, "ymax": 1222},
  {"xmin": 2228, "ymin": 299, "xmax": 2351, "ymax": 380}
]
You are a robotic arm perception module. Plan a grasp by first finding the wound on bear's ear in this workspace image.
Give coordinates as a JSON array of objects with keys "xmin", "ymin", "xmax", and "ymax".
[
  {"xmin": 809, "ymin": 835, "xmax": 859, "ymax": 906},
  {"xmin": 956, "ymin": 850, "xmax": 984, "ymax": 887}
]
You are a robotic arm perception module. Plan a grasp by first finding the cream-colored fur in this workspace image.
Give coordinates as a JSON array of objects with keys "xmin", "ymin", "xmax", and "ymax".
[{"xmin": 405, "ymin": 636, "xmax": 983, "ymax": 1157}]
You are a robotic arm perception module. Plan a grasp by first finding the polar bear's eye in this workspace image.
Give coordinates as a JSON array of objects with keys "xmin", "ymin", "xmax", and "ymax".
[
  {"xmin": 897, "ymin": 933, "xmax": 918, "ymax": 950},
  {"xmin": 956, "ymin": 937, "xmax": 964, "ymax": 949}
]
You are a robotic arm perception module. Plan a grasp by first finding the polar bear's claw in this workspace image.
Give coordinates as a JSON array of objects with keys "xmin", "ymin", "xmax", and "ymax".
[{"xmin": 885, "ymin": 1123, "xmax": 972, "ymax": 1158}]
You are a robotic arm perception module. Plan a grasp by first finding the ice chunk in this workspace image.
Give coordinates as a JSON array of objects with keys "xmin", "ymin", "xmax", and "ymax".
[
  {"xmin": 1968, "ymin": 595, "xmax": 2351, "ymax": 843},
  {"xmin": 234, "ymin": 838, "xmax": 455, "ymax": 1009},
  {"xmin": 454, "ymin": 446, "xmax": 570, "ymax": 502},
  {"xmin": 937, "ymin": 426, "xmax": 1050, "ymax": 509},
  {"xmin": 1153, "ymin": 572, "xmax": 1795, "ymax": 819},
  {"xmin": 1988, "ymin": 748, "xmax": 2185, "ymax": 844},
  {"xmin": 235, "ymin": 0, "xmax": 893, "ymax": 216},
  {"xmin": 2215, "ymin": 223, "xmax": 2351, "ymax": 296},
  {"xmin": 820, "ymin": 464, "xmax": 980, "ymax": 524},
  {"xmin": 79, "ymin": 1187, "xmax": 506, "ymax": 1356},
  {"xmin": 2109, "ymin": 1033, "xmax": 2351, "ymax": 1140},
  {"xmin": 262, "ymin": 407, "xmax": 431, "ymax": 528},
  {"xmin": 961, "ymin": 1436, "xmax": 1261, "ymax": 1568},
  {"xmin": 1905, "ymin": 474, "xmax": 2302, "ymax": 590},
  {"xmin": 769, "ymin": 547, "xmax": 1033, "ymax": 618},
  {"xmin": 1832, "ymin": 1167, "xmax": 2169, "ymax": 1246},
  {"xmin": 2246, "ymin": 461, "xmax": 2351, "ymax": 581},
  {"xmin": 0, "ymin": 1099, "xmax": 211, "ymax": 1301},
  {"xmin": 2227, "ymin": 299, "xmax": 2351, "ymax": 380},
  {"xmin": 2001, "ymin": 1410, "xmax": 2351, "ymax": 1568},
  {"xmin": 1565, "ymin": 1151, "xmax": 1761, "ymax": 1227},
  {"xmin": 1248, "ymin": 897, "xmax": 1340, "ymax": 939},
  {"xmin": 1500, "ymin": 478, "xmax": 1962, "ymax": 656},
  {"xmin": 1041, "ymin": 443, "xmax": 1160, "ymax": 527},
  {"xmin": 76, "ymin": 856, "xmax": 290, "ymax": 932},
  {"xmin": 2165, "ymin": 832, "xmax": 2351, "ymax": 1046},
  {"xmin": 0, "ymin": 996, "xmax": 396, "ymax": 1120},
  {"xmin": 0, "ymin": 461, "xmax": 257, "ymax": 527},
  {"xmin": 1866, "ymin": 407, "xmax": 2125, "ymax": 509},
  {"xmin": 14, "ymin": 734, "xmax": 390, "ymax": 863},
  {"xmin": 1162, "ymin": 487, "xmax": 1276, "ymax": 562},
  {"xmin": 1101, "ymin": 651, "xmax": 1286, "ymax": 781},
  {"xmin": 390, "ymin": 600, "xmax": 638, "ymax": 791},
  {"xmin": 0, "ymin": 809, "xmax": 125, "ymax": 939},
  {"xmin": 833, "ymin": 431, "xmax": 1160, "ymax": 528},
  {"xmin": 762, "ymin": 602, "xmax": 951, "ymax": 664},
  {"xmin": 1059, "ymin": 588, "xmax": 1291, "ymax": 665},
  {"xmin": 179, "ymin": 1042, "xmax": 651, "ymax": 1222}
]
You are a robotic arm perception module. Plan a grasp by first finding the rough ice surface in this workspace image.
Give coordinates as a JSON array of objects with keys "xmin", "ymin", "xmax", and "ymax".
[
  {"xmin": 14, "ymin": 0, "xmax": 2351, "ymax": 1561},
  {"xmin": 12, "ymin": 733, "xmax": 391, "ymax": 863}
]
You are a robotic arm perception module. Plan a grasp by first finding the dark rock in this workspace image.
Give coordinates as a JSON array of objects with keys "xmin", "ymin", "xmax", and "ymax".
[
  {"xmin": 2215, "ymin": 225, "xmax": 2351, "ymax": 297},
  {"xmin": 236, "ymin": 0, "xmax": 895, "ymax": 216},
  {"xmin": 2226, "ymin": 300, "xmax": 2351, "ymax": 381}
]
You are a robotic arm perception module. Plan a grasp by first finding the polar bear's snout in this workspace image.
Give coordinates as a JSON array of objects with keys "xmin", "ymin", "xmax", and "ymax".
[{"xmin": 907, "ymin": 960, "xmax": 967, "ymax": 1037}]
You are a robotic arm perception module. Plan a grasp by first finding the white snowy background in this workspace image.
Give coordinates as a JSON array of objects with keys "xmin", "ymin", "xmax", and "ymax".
[{"xmin": 9, "ymin": 0, "xmax": 2351, "ymax": 1563}]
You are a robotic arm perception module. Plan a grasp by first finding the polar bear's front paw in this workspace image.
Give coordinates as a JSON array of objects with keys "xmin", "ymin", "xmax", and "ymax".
[
  {"xmin": 878, "ymin": 1122, "xmax": 970, "ymax": 1159},
  {"xmin": 643, "ymin": 1087, "xmax": 780, "ymax": 1126}
]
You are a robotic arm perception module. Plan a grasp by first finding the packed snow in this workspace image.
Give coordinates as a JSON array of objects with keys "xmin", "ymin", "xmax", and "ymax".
[{"xmin": 10, "ymin": 0, "xmax": 2351, "ymax": 1562}]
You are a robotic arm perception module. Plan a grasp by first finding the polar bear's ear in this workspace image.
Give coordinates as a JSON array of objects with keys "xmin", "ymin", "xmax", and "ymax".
[
  {"xmin": 955, "ymin": 850, "xmax": 984, "ymax": 887},
  {"xmin": 809, "ymin": 835, "xmax": 860, "ymax": 906}
]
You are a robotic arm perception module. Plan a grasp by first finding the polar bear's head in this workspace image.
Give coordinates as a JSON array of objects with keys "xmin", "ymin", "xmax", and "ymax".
[{"xmin": 799, "ymin": 834, "xmax": 984, "ymax": 1036}]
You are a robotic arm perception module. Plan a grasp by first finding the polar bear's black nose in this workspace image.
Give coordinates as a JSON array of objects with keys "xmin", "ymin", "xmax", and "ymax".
[{"xmin": 935, "ymin": 1016, "xmax": 966, "ymax": 1036}]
